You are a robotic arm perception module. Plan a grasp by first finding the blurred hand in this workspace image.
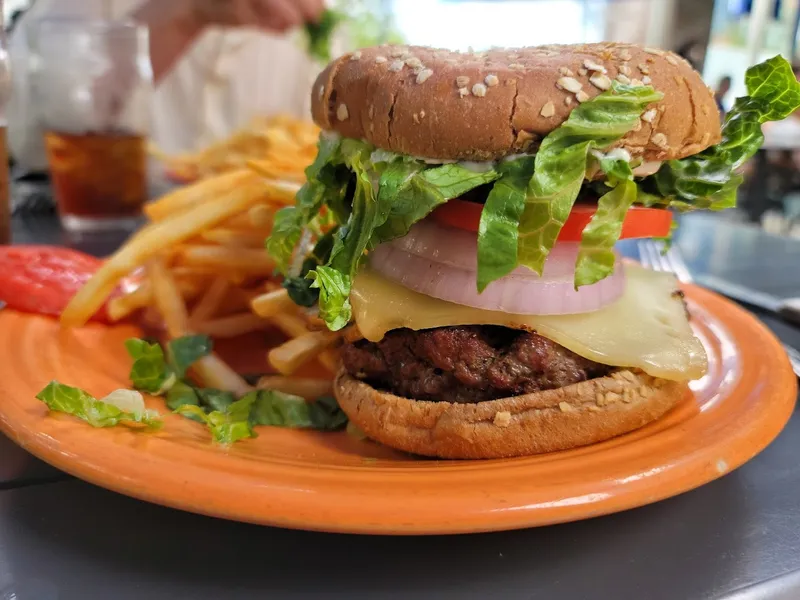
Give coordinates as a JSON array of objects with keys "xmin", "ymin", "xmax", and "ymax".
[{"xmin": 192, "ymin": 0, "xmax": 326, "ymax": 32}]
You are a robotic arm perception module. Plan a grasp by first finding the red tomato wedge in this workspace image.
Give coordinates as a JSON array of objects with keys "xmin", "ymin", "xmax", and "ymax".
[
  {"xmin": 431, "ymin": 200, "xmax": 673, "ymax": 241},
  {"xmin": 0, "ymin": 246, "xmax": 116, "ymax": 323}
]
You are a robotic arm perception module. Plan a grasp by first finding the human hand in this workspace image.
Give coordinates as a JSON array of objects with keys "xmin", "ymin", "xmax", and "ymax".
[{"xmin": 192, "ymin": 0, "xmax": 326, "ymax": 32}]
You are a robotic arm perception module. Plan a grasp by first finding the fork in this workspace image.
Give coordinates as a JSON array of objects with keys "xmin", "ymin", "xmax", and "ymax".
[{"xmin": 637, "ymin": 239, "xmax": 800, "ymax": 378}]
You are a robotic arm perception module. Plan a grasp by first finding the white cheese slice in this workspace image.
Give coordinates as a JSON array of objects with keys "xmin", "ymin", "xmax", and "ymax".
[{"xmin": 351, "ymin": 264, "xmax": 708, "ymax": 382}]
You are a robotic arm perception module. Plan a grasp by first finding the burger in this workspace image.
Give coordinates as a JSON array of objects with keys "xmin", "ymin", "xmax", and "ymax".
[{"xmin": 267, "ymin": 43, "xmax": 800, "ymax": 459}]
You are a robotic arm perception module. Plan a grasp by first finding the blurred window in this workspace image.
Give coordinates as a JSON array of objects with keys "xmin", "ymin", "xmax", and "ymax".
[{"xmin": 389, "ymin": 0, "xmax": 607, "ymax": 50}]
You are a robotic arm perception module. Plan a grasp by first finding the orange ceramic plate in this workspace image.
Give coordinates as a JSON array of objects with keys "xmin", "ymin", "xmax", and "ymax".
[{"xmin": 0, "ymin": 285, "xmax": 795, "ymax": 535}]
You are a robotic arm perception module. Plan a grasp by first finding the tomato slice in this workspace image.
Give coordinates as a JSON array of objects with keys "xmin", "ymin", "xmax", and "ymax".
[
  {"xmin": 431, "ymin": 199, "xmax": 672, "ymax": 241},
  {"xmin": 0, "ymin": 246, "xmax": 115, "ymax": 323}
]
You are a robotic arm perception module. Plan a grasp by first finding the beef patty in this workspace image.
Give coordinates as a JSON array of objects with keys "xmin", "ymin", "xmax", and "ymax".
[{"xmin": 341, "ymin": 325, "xmax": 614, "ymax": 404}]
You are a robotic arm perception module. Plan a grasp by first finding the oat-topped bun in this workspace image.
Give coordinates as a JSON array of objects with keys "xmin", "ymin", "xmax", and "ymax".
[{"xmin": 311, "ymin": 43, "xmax": 721, "ymax": 162}]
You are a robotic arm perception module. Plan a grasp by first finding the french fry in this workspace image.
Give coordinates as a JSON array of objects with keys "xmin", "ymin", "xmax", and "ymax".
[
  {"xmin": 69, "ymin": 116, "xmax": 336, "ymax": 399},
  {"xmin": 148, "ymin": 173, "xmax": 297, "ymax": 221},
  {"xmin": 61, "ymin": 180, "xmax": 273, "ymax": 327},
  {"xmin": 148, "ymin": 259, "xmax": 190, "ymax": 338},
  {"xmin": 192, "ymin": 354, "xmax": 252, "ymax": 397},
  {"xmin": 223, "ymin": 212, "xmax": 258, "ymax": 230},
  {"xmin": 268, "ymin": 331, "xmax": 341, "ymax": 375},
  {"xmin": 317, "ymin": 350, "xmax": 340, "ymax": 374},
  {"xmin": 189, "ymin": 276, "xmax": 230, "ymax": 323},
  {"xmin": 199, "ymin": 228, "xmax": 268, "ymax": 248},
  {"xmin": 257, "ymin": 376, "xmax": 333, "ymax": 400},
  {"xmin": 194, "ymin": 313, "xmax": 272, "ymax": 338},
  {"xmin": 147, "ymin": 261, "xmax": 253, "ymax": 395},
  {"xmin": 152, "ymin": 115, "xmax": 320, "ymax": 184},
  {"xmin": 145, "ymin": 169, "xmax": 255, "ymax": 222},
  {"xmin": 251, "ymin": 288, "xmax": 295, "ymax": 318},
  {"xmin": 248, "ymin": 204, "xmax": 275, "ymax": 229},
  {"xmin": 107, "ymin": 282, "xmax": 154, "ymax": 322},
  {"xmin": 215, "ymin": 287, "xmax": 260, "ymax": 316},
  {"xmin": 247, "ymin": 159, "xmax": 306, "ymax": 185},
  {"xmin": 342, "ymin": 324, "xmax": 364, "ymax": 343},
  {"xmin": 171, "ymin": 266, "xmax": 224, "ymax": 279},
  {"xmin": 178, "ymin": 246, "xmax": 275, "ymax": 275},
  {"xmin": 303, "ymin": 314, "xmax": 327, "ymax": 331},
  {"xmin": 107, "ymin": 278, "xmax": 203, "ymax": 322},
  {"xmin": 270, "ymin": 312, "xmax": 310, "ymax": 338}
]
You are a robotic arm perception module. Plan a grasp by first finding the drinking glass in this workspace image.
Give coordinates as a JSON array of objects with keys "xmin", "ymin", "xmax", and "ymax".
[{"xmin": 31, "ymin": 18, "xmax": 152, "ymax": 232}]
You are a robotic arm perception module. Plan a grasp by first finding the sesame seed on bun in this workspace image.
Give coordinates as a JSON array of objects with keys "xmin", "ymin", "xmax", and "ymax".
[{"xmin": 311, "ymin": 43, "xmax": 721, "ymax": 162}]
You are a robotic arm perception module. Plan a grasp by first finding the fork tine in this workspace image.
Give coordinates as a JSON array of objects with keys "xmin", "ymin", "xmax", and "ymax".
[
  {"xmin": 650, "ymin": 240, "xmax": 669, "ymax": 273},
  {"xmin": 637, "ymin": 239, "xmax": 663, "ymax": 272},
  {"xmin": 636, "ymin": 239, "xmax": 652, "ymax": 268},
  {"xmin": 663, "ymin": 246, "xmax": 693, "ymax": 284}
]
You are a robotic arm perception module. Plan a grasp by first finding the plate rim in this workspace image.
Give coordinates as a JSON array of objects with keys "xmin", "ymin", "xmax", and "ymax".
[{"xmin": 0, "ymin": 284, "xmax": 796, "ymax": 535}]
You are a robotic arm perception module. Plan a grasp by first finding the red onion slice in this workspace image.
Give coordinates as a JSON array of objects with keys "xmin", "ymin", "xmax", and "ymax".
[{"xmin": 369, "ymin": 221, "xmax": 626, "ymax": 315}]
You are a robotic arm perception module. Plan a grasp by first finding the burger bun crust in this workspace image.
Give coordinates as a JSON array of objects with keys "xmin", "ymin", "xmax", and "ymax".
[
  {"xmin": 335, "ymin": 368, "xmax": 688, "ymax": 459},
  {"xmin": 311, "ymin": 43, "xmax": 721, "ymax": 162}
]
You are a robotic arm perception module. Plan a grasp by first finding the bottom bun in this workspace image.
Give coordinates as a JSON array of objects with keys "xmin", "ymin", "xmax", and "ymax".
[{"xmin": 335, "ymin": 368, "xmax": 689, "ymax": 459}]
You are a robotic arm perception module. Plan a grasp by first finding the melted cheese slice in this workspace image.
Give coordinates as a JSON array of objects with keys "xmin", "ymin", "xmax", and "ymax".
[{"xmin": 351, "ymin": 265, "xmax": 708, "ymax": 382}]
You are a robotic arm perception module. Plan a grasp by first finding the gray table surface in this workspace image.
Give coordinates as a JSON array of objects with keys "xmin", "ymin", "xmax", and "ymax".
[{"xmin": 2, "ymin": 211, "xmax": 800, "ymax": 600}]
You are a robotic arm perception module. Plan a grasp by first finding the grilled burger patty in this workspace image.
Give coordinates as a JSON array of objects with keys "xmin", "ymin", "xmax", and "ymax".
[{"xmin": 341, "ymin": 325, "xmax": 614, "ymax": 404}]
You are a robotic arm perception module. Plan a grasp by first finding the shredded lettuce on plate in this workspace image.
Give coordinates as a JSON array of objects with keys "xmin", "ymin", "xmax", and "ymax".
[
  {"xmin": 36, "ymin": 334, "xmax": 348, "ymax": 444},
  {"xmin": 36, "ymin": 382, "xmax": 163, "ymax": 429},
  {"xmin": 177, "ymin": 390, "xmax": 348, "ymax": 444},
  {"xmin": 267, "ymin": 55, "xmax": 800, "ymax": 329}
]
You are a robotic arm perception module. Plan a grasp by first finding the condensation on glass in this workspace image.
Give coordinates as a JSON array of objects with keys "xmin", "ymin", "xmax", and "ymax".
[{"xmin": 30, "ymin": 18, "xmax": 152, "ymax": 232}]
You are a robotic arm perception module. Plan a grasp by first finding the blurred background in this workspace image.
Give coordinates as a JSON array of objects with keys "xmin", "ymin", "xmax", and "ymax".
[{"xmin": 3, "ymin": 0, "xmax": 800, "ymax": 240}]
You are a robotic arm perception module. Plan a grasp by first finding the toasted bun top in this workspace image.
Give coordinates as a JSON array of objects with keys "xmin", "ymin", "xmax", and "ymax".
[{"xmin": 311, "ymin": 43, "xmax": 721, "ymax": 162}]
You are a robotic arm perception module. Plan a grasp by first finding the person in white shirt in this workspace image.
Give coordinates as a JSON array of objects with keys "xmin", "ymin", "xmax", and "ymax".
[{"xmin": 8, "ymin": 0, "xmax": 327, "ymax": 172}]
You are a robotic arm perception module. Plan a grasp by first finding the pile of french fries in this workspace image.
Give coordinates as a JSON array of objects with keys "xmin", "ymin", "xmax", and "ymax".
[
  {"xmin": 150, "ymin": 115, "xmax": 321, "ymax": 184},
  {"xmin": 60, "ymin": 164, "xmax": 344, "ymax": 402}
]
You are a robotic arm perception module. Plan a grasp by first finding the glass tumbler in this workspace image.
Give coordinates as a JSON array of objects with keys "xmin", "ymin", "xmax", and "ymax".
[{"xmin": 31, "ymin": 19, "xmax": 152, "ymax": 232}]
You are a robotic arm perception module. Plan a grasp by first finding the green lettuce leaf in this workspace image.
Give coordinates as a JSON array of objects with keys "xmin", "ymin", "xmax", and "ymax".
[
  {"xmin": 517, "ymin": 83, "xmax": 663, "ymax": 275},
  {"xmin": 308, "ymin": 265, "xmax": 352, "ymax": 330},
  {"xmin": 309, "ymin": 396, "xmax": 350, "ymax": 431},
  {"xmin": 476, "ymin": 157, "xmax": 536, "ymax": 291},
  {"xmin": 126, "ymin": 335, "xmax": 212, "ymax": 394},
  {"xmin": 371, "ymin": 160, "xmax": 427, "ymax": 239},
  {"xmin": 304, "ymin": 140, "xmax": 374, "ymax": 330},
  {"xmin": 196, "ymin": 388, "xmax": 236, "ymax": 413},
  {"xmin": 164, "ymin": 380, "xmax": 203, "ymax": 423},
  {"xmin": 176, "ymin": 393, "xmax": 257, "ymax": 445},
  {"xmin": 36, "ymin": 382, "xmax": 162, "ymax": 429},
  {"xmin": 283, "ymin": 230, "xmax": 337, "ymax": 307},
  {"xmin": 125, "ymin": 339, "xmax": 176, "ymax": 394},
  {"xmin": 573, "ymin": 157, "xmax": 637, "ymax": 286},
  {"xmin": 288, "ymin": 141, "xmax": 499, "ymax": 329},
  {"xmin": 266, "ymin": 135, "xmax": 343, "ymax": 274},
  {"xmin": 372, "ymin": 163, "xmax": 498, "ymax": 244},
  {"xmin": 178, "ymin": 389, "xmax": 348, "ymax": 443},
  {"xmin": 575, "ymin": 179, "xmax": 637, "ymax": 286},
  {"xmin": 248, "ymin": 391, "xmax": 348, "ymax": 430},
  {"xmin": 418, "ymin": 164, "xmax": 498, "ymax": 199},
  {"xmin": 266, "ymin": 139, "xmax": 500, "ymax": 328},
  {"xmin": 328, "ymin": 139, "xmax": 378, "ymax": 279},
  {"xmin": 647, "ymin": 55, "xmax": 800, "ymax": 209},
  {"xmin": 167, "ymin": 335, "xmax": 213, "ymax": 378}
]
